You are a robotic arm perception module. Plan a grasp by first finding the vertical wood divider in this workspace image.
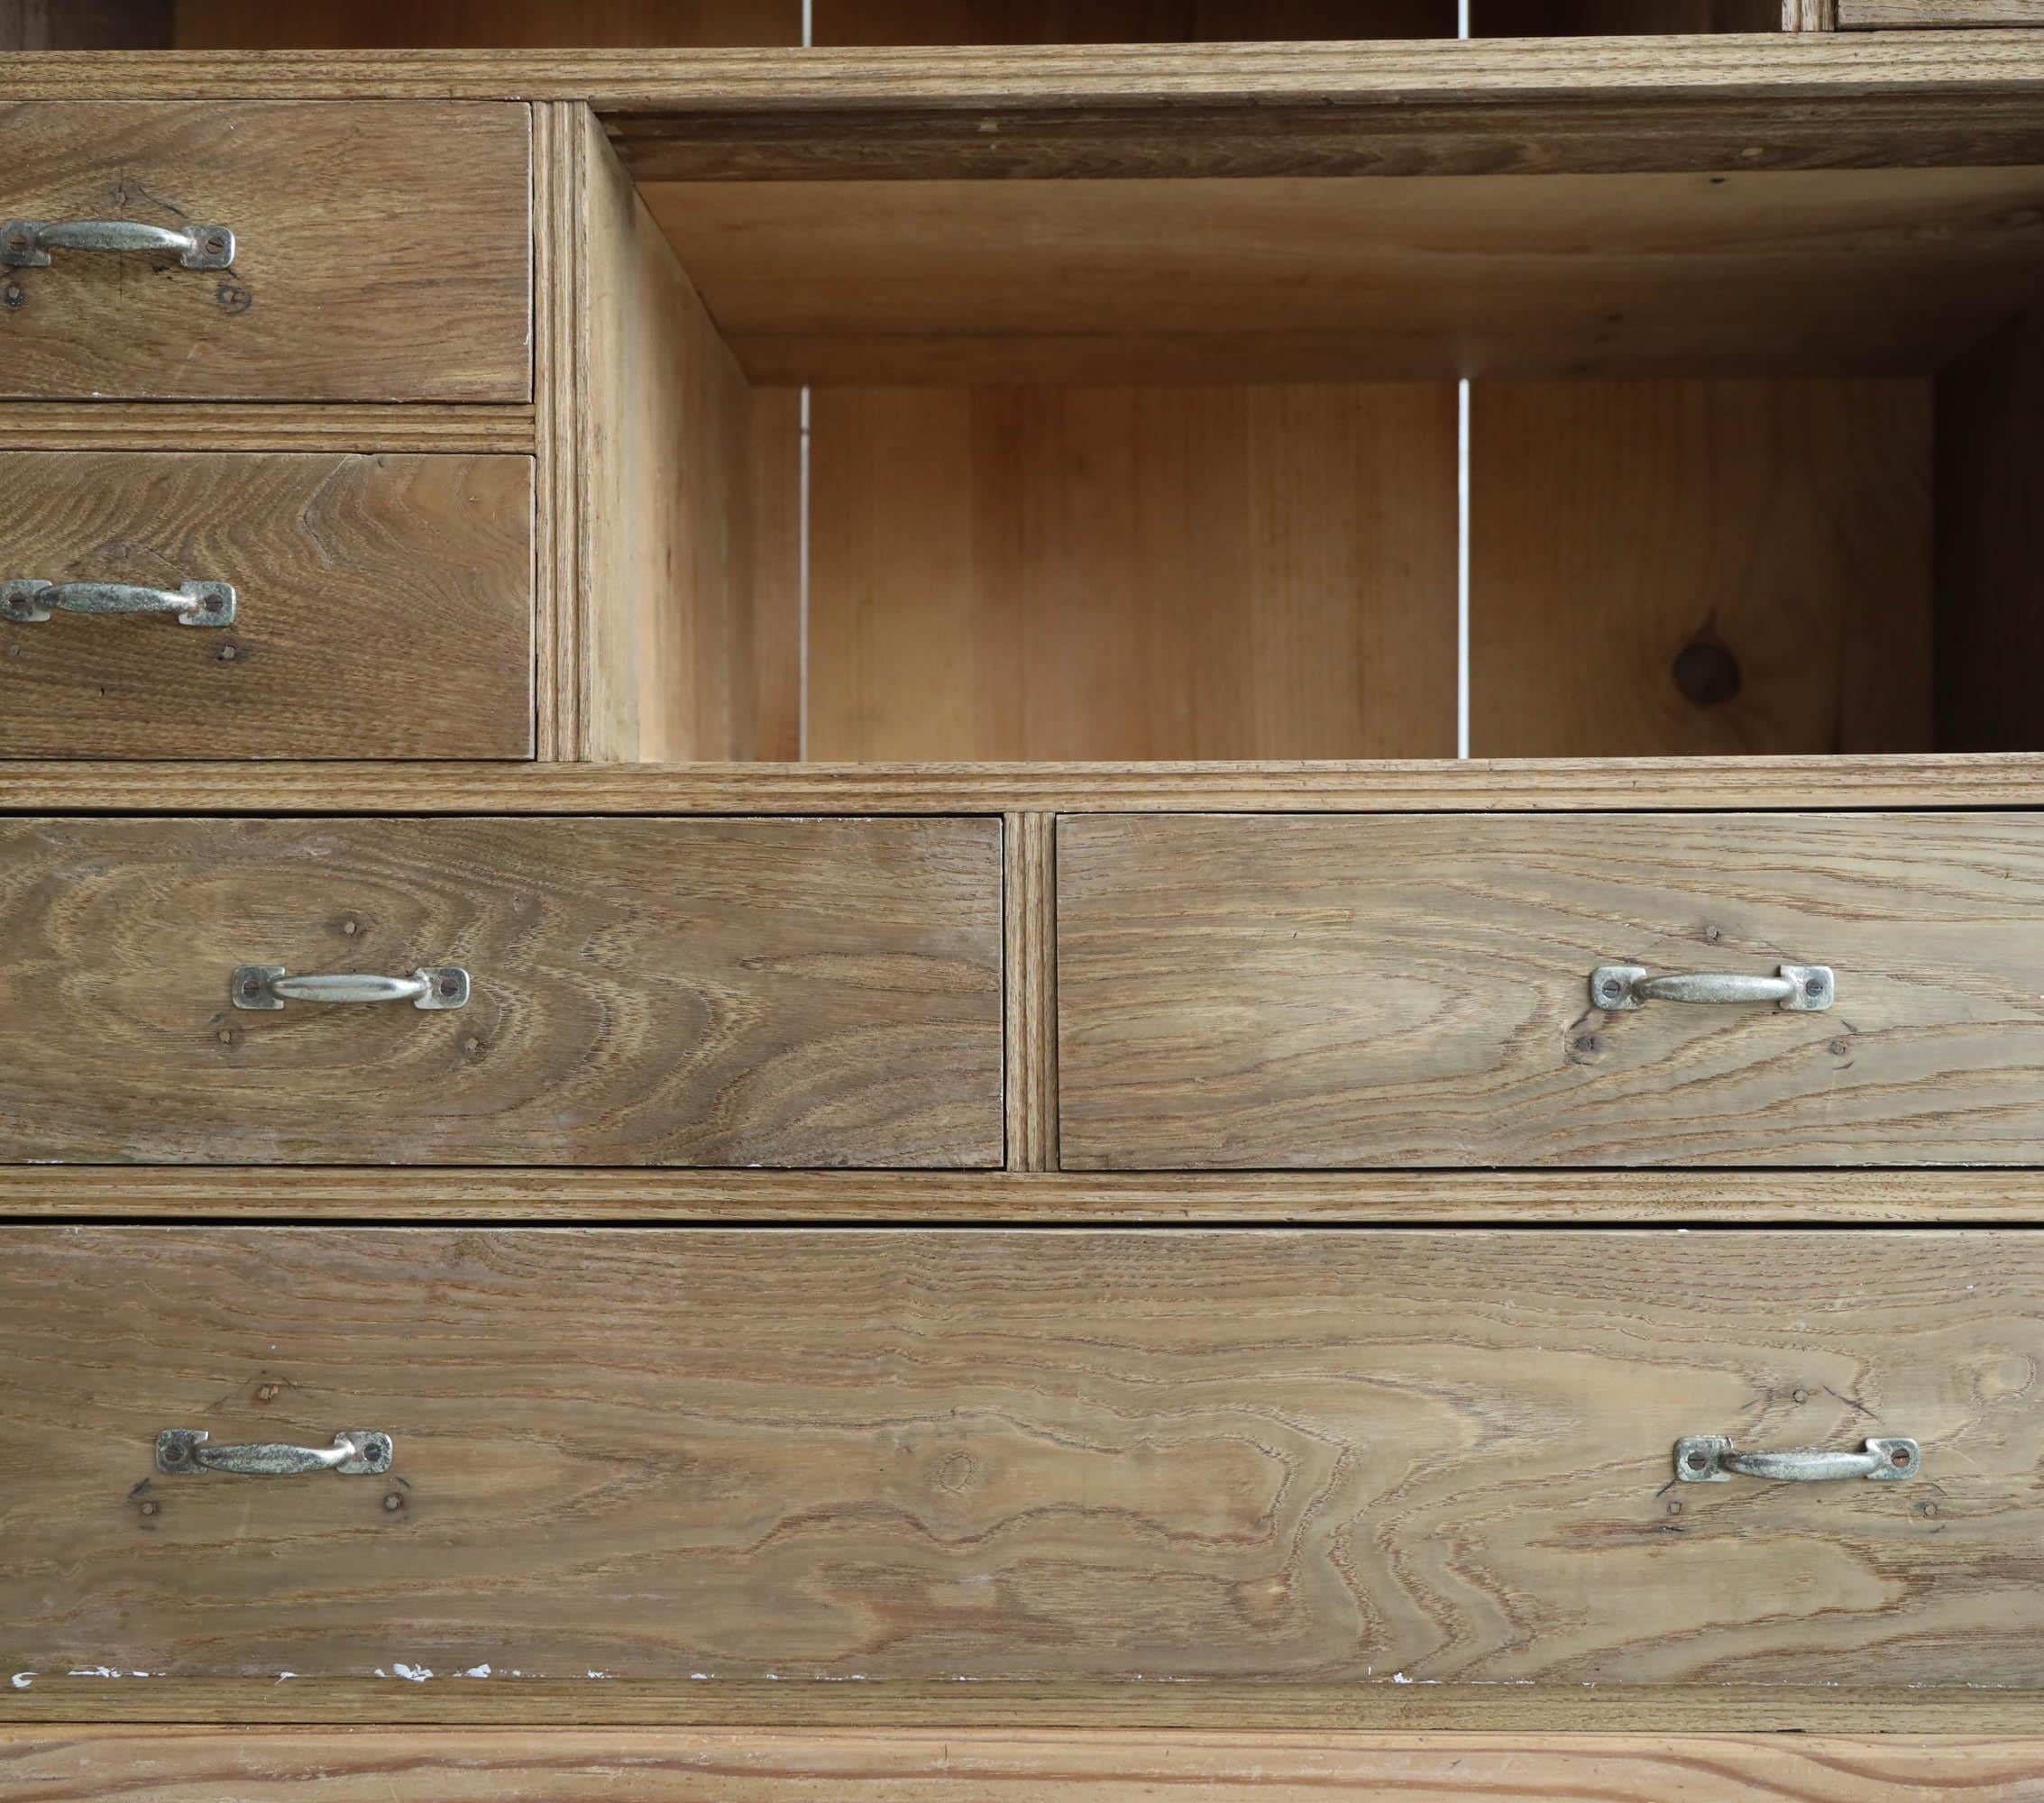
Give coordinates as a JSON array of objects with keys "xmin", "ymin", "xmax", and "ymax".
[
  {"xmin": 1782, "ymin": 0, "xmax": 1839, "ymax": 27},
  {"xmin": 533, "ymin": 99, "xmax": 581, "ymax": 761},
  {"xmin": 1004, "ymin": 811, "xmax": 1059, "ymax": 1172}
]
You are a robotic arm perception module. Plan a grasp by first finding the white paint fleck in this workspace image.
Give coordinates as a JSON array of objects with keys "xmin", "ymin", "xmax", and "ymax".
[
  {"xmin": 67, "ymin": 1667, "xmax": 151, "ymax": 1679},
  {"xmin": 391, "ymin": 1663, "xmax": 433, "ymax": 1683},
  {"xmin": 274, "ymin": 1672, "xmax": 298, "ymax": 1684},
  {"xmin": 462, "ymin": 1664, "xmax": 492, "ymax": 1679},
  {"xmin": 585, "ymin": 1670, "xmax": 614, "ymax": 1680},
  {"xmin": 9, "ymin": 1673, "xmax": 32, "ymax": 1690},
  {"xmin": 375, "ymin": 1669, "xmax": 388, "ymax": 1679}
]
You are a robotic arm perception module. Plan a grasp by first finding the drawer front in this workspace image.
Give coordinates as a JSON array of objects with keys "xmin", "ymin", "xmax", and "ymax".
[
  {"xmin": 1, "ymin": 1228, "xmax": 2034, "ymax": 1687},
  {"xmin": 1, "ymin": 452, "xmax": 534, "ymax": 759},
  {"xmin": 1059, "ymin": 812, "xmax": 2044, "ymax": 1168},
  {"xmin": 0, "ymin": 817, "xmax": 1003, "ymax": 1166},
  {"xmin": 1, "ymin": 102, "xmax": 531, "ymax": 402}
]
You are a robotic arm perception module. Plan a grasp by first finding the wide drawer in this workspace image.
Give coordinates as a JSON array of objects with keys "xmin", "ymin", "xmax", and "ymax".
[
  {"xmin": 1058, "ymin": 812, "xmax": 2044, "ymax": 1168},
  {"xmin": 1, "ymin": 102, "xmax": 531, "ymax": 402},
  {"xmin": 1, "ymin": 452, "xmax": 534, "ymax": 759},
  {"xmin": 0, "ymin": 816, "xmax": 1003, "ymax": 1166},
  {"xmin": 0, "ymin": 1227, "xmax": 2034, "ymax": 1689}
]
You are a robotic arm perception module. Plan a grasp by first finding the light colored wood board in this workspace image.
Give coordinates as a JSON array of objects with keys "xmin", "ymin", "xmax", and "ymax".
[
  {"xmin": 14, "ymin": 1167, "xmax": 2044, "ymax": 1222},
  {"xmin": 1059, "ymin": 811, "xmax": 2044, "ymax": 1168},
  {"xmin": 1936, "ymin": 303, "xmax": 2044, "ymax": 752},
  {"xmin": 0, "ymin": 452, "xmax": 533, "ymax": 759},
  {"xmin": 0, "ymin": 101, "xmax": 530, "ymax": 402},
  {"xmin": 1, "ymin": 1228, "xmax": 2039, "ymax": 1689},
  {"xmin": 1470, "ymin": 380, "xmax": 1931, "ymax": 756},
  {"xmin": 9, "ymin": 1730, "xmax": 2044, "ymax": 1800},
  {"xmin": 1842, "ymin": 0, "xmax": 2044, "ymax": 23},
  {"xmin": 0, "ymin": 403, "xmax": 534, "ymax": 452},
  {"xmin": 1787, "ymin": 0, "xmax": 1843, "ymax": 25},
  {"xmin": 532, "ymin": 100, "xmax": 575, "ymax": 762},
  {"xmin": 574, "ymin": 106, "xmax": 760, "ymax": 762},
  {"xmin": 10, "ymin": 755, "xmax": 2044, "ymax": 813},
  {"xmin": 172, "ymin": 0, "xmax": 802, "ymax": 44},
  {"xmin": 747, "ymin": 387, "xmax": 803, "ymax": 762},
  {"xmin": 806, "ymin": 387, "xmax": 1456, "ymax": 759},
  {"xmin": 5, "ymin": 1680, "xmax": 2044, "ymax": 1732},
  {"xmin": 1004, "ymin": 812, "xmax": 1059, "ymax": 1171},
  {"xmin": 812, "ymin": 0, "xmax": 1453, "ymax": 41},
  {"xmin": 0, "ymin": 816, "xmax": 1003, "ymax": 1166},
  {"xmin": 646, "ymin": 169, "xmax": 2044, "ymax": 384}
]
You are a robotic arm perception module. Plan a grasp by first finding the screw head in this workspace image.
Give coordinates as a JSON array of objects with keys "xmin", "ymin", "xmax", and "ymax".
[
  {"xmin": 1685, "ymin": 1450, "xmax": 1709, "ymax": 1471},
  {"xmin": 383, "ymin": 1491, "xmax": 405, "ymax": 1512}
]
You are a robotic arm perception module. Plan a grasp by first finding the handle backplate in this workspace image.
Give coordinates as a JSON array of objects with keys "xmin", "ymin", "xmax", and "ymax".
[{"xmin": 1676, "ymin": 1434, "xmax": 1919, "ymax": 1483}]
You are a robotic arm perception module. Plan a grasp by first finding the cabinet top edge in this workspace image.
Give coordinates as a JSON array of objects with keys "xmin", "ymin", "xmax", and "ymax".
[{"xmin": 2, "ymin": 756, "xmax": 2042, "ymax": 816}]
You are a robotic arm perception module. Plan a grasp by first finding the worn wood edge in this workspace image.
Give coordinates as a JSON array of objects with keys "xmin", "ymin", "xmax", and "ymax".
[
  {"xmin": 1842, "ymin": 1, "xmax": 2044, "ymax": 25},
  {"xmin": 3, "ymin": 1680, "xmax": 2039, "ymax": 1731},
  {"xmin": 5, "ymin": 1168, "xmax": 2044, "ymax": 1221},
  {"xmin": 532, "ymin": 101, "xmax": 577, "ymax": 763},
  {"xmin": 1003, "ymin": 814, "xmax": 1059, "ymax": 1173},
  {"xmin": 1787, "ymin": 0, "xmax": 1843, "ymax": 27},
  {"xmin": 3, "ymin": 755, "xmax": 2044, "ymax": 812},
  {"xmin": 0, "ymin": 37, "xmax": 2038, "ymax": 103},
  {"xmin": 0, "ymin": 405, "xmax": 535, "ymax": 453}
]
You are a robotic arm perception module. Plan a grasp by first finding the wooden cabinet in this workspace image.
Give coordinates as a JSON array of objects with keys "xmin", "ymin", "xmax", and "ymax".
[
  {"xmin": 0, "ymin": 452, "xmax": 534, "ymax": 758},
  {"xmin": 0, "ymin": 815, "xmax": 1004, "ymax": 1167},
  {"xmin": 1057, "ymin": 812, "xmax": 2044, "ymax": 1169},
  {"xmin": 0, "ymin": 101, "xmax": 532, "ymax": 402}
]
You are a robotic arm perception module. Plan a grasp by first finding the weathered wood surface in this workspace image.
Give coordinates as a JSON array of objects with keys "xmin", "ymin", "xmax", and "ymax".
[
  {"xmin": 1842, "ymin": 0, "xmax": 2044, "ymax": 23},
  {"xmin": 0, "ymin": 817, "xmax": 1003, "ymax": 1165},
  {"xmin": 10, "ymin": 1167, "xmax": 2044, "ymax": 1221},
  {"xmin": 0, "ymin": 1229, "xmax": 2036, "ymax": 1689},
  {"xmin": 6, "ymin": 1729, "xmax": 2044, "ymax": 1800},
  {"xmin": 1059, "ymin": 812, "xmax": 2044, "ymax": 1167},
  {"xmin": 3, "ymin": 755, "xmax": 2044, "ymax": 814},
  {"xmin": 0, "ymin": 452, "xmax": 533, "ymax": 759},
  {"xmin": 0, "ymin": 41, "xmax": 2039, "ymax": 178},
  {"xmin": 0, "ymin": 101, "xmax": 530, "ymax": 400}
]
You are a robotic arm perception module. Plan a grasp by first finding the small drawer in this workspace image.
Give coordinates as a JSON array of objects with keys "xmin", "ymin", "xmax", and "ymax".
[
  {"xmin": 1, "ymin": 101, "xmax": 531, "ymax": 402},
  {"xmin": 0, "ymin": 815, "xmax": 1003, "ymax": 1167},
  {"xmin": 0, "ymin": 451, "xmax": 534, "ymax": 759},
  {"xmin": 0, "ymin": 1227, "xmax": 2034, "ymax": 1689},
  {"xmin": 1058, "ymin": 811, "xmax": 2044, "ymax": 1168}
]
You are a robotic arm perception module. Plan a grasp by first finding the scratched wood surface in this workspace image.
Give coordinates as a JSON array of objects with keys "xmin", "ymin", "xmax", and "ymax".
[
  {"xmin": 8, "ymin": 1729, "xmax": 2044, "ymax": 1800},
  {"xmin": 0, "ymin": 817, "xmax": 1003, "ymax": 1166},
  {"xmin": 0, "ymin": 451, "xmax": 533, "ymax": 759},
  {"xmin": 0, "ymin": 100, "xmax": 531, "ymax": 401},
  {"xmin": 0, "ymin": 1228, "xmax": 2036, "ymax": 1689},
  {"xmin": 1059, "ymin": 811, "xmax": 2044, "ymax": 1167}
]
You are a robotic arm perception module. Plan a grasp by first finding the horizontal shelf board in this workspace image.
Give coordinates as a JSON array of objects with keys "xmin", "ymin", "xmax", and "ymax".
[
  {"xmin": 647, "ymin": 167, "xmax": 2044, "ymax": 383},
  {"xmin": 4, "ymin": 755, "xmax": 2044, "ymax": 814},
  {"xmin": 0, "ymin": 404, "xmax": 536, "ymax": 454},
  {"xmin": 3, "ymin": 40, "xmax": 2043, "ymax": 178},
  {"xmin": 6, "ymin": 1168, "xmax": 2044, "ymax": 1221},
  {"xmin": 2, "ymin": 1679, "xmax": 2038, "ymax": 1731}
]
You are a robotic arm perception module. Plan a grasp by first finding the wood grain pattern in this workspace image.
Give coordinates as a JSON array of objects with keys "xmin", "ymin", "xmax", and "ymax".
[
  {"xmin": 574, "ymin": 106, "xmax": 763, "ymax": 762},
  {"xmin": 1937, "ymin": 302, "xmax": 2044, "ymax": 753},
  {"xmin": 1059, "ymin": 811, "xmax": 2044, "ymax": 1168},
  {"xmin": 1785, "ymin": 0, "xmax": 1842, "ymax": 25},
  {"xmin": 646, "ymin": 169, "xmax": 2044, "ymax": 384},
  {"xmin": 1471, "ymin": 380, "xmax": 1931, "ymax": 756},
  {"xmin": 1004, "ymin": 812, "xmax": 1058, "ymax": 1171},
  {"xmin": 0, "ymin": 2, "xmax": 170, "ymax": 50},
  {"xmin": 1, "ymin": 1228, "xmax": 2039, "ymax": 1690},
  {"xmin": 171, "ymin": 0, "xmax": 802, "ymax": 45},
  {"xmin": 13, "ymin": 1167, "xmax": 2044, "ymax": 1222},
  {"xmin": 813, "ymin": 0, "xmax": 1453, "ymax": 42},
  {"xmin": 0, "ymin": 101, "xmax": 530, "ymax": 402},
  {"xmin": 0, "ymin": 452, "xmax": 533, "ymax": 759},
  {"xmin": 806, "ymin": 387, "xmax": 1455, "ymax": 759},
  {"xmin": 0, "ymin": 816, "xmax": 1002, "ymax": 1166},
  {"xmin": 11, "ymin": 1729, "xmax": 2044, "ymax": 1801},
  {"xmin": 5, "ymin": 755, "xmax": 2044, "ymax": 814},
  {"xmin": 0, "ymin": 402, "xmax": 533, "ymax": 452},
  {"xmin": 1842, "ymin": 0, "xmax": 2044, "ymax": 22}
]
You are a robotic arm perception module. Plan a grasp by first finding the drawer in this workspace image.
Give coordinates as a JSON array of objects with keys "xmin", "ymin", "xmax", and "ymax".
[
  {"xmin": 1, "ymin": 1227, "xmax": 2034, "ymax": 1688},
  {"xmin": 1, "ymin": 102, "xmax": 531, "ymax": 402},
  {"xmin": 0, "ymin": 816, "xmax": 1003, "ymax": 1166},
  {"xmin": 1058, "ymin": 812, "xmax": 2044, "ymax": 1168},
  {"xmin": 1, "ymin": 452, "xmax": 534, "ymax": 759}
]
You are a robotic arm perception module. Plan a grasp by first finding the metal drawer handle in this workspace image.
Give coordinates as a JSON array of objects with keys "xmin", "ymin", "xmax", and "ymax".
[
  {"xmin": 1676, "ymin": 1434, "xmax": 1919, "ymax": 1483},
  {"xmin": 232, "ymin": 966, "xmax": 470, "ymax": 1011},
  {"xmin": 1592, "ymin": 963, "xmax": 1833, "ymax": 1011},
  {"xmin": 3, "ymin": 218, "xmax": 234, "ymax": 270},
  {"xmin": 2, "ymin": 580, "xmax": 235, "ymax": 627},
  {"xmin": 157, "ymin": 1428, "xmax": 391, "ymax": 1477}
]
